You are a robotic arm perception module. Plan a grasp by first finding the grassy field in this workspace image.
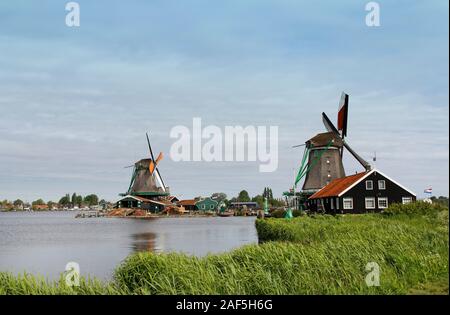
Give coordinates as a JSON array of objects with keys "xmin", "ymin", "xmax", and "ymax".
[{"xmin": 0, "ymin": 202, "xmax": 448, "ymax": 295}]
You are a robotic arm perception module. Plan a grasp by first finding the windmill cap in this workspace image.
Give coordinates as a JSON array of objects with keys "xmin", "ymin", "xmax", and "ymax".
[{"xmin": 307, "ymin": 132, "xmax": 343, "ymax": 148}]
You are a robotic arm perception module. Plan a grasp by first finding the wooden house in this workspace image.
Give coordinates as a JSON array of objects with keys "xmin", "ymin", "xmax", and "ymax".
[
  {"xmin": 195, "ymin": 197, "xmax": 218, "ymax": 212},
  {"xmin": 177, "ymin": 199, "xmax": 197, "ymax": 211},
  {"xmin": 307, "ymin": 169, "xmax": 416, "ymax": 214}
]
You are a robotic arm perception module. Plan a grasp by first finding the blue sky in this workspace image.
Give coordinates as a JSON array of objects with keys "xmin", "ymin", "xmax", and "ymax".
[{"xmin": 0, "ymin": 0, "xmax": 448, "ymax": 202}]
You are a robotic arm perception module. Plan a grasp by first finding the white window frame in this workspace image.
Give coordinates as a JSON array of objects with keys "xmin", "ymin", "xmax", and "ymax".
[
  {"xmin": 378, "ymin": 180, "xmax": 386, "ymax": 190},
  {"xmin": 343, "ymin": 197, "xmax": 353, "ymax": 210},
  {"xmin": 365, "ymin": 180, "xmax": 373, "ymax": 190},
  {"xmin": 402, "ymin": 197, "xmax": 412, "ymax": 204},
  {"xmin": 365, "ymin": 197, "xmax": 376, "ymax": 209},
  {"xmin": 378, "ymin": 197, "xmax": 388, "ymax": 209}
]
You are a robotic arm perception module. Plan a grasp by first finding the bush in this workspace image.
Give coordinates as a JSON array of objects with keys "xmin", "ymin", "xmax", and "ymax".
[
  {"xmin": 270, "ymin": 209, "xmax": 285, "ymax": 218},
  {"xmin": 383, "ymin": 201, "xmax": 448, "ymax": 217}
]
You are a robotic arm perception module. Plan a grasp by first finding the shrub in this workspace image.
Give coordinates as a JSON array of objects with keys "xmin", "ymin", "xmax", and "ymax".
[
  {"xmin": 270, "ymin": 209, "xmax": 285, "ymax": 218},
  {"xmin": 383, "ymin": 201, "xmax": 448, "ymax": 217}
]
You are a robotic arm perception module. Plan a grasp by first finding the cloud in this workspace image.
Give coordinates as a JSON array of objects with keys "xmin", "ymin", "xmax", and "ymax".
[{"xmin": 0, "ymin": 1, "xmax": 448, "ymax": 201}]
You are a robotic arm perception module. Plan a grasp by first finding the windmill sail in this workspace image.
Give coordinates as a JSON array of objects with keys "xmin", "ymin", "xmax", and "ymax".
[
  {"xmin": 322, "ymin": 112, "xmax": 371, "ymax": 171},
  {"xmin": 337, "ymin": 92, "xmax": 349, "ymax": 138}
]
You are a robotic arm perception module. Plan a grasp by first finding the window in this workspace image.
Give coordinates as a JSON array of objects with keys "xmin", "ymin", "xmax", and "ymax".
[
  {"xmin": 378, "ymin": 180, "xmax": 386, "ymax": 190},
  {"xmin": 378, "ymin": 197, "xmax": 388, "ymax": 209},
  {"xmin": 201, "ymin": 204, "xmax": 205, "ymax": 209},
  {"xmin": 331, "ymin": 198, "xmax": 334, "ymax": 210},
  {"xmin": 336, "ymin": 198, "xmax": 339, "ymax": 210},
  {"xmin": 365, "ymin": 197, "xmax": 376, "ymax": 209},
  {"xmin": 210, "ymin": 204, "xmax": 214, "ymax": 209},
  {"xmin": 402, "ymin": 197, "xmax": 412, "ymax": 204},
  {"xmin": 366, "ymin": 180, "xmax": 373, "ymax": 190},
  {"xmin": 343, "ymin": 197, "xmax": 353, "ymax": 210}
]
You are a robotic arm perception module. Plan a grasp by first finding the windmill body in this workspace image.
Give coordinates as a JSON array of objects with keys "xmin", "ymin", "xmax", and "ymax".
[
  {"xmin": 301, "ymin": 132, "xmax": 346, "ymax": 193},
  {"xmin": 128, "ymin": 158, "xmax": 169, "ymax": 197},
  {"xmin": 124, "ymin": 134, "xmax": 170, "ymax": 198}
]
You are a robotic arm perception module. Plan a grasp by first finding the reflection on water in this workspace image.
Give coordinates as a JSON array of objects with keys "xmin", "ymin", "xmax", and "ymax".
[
  {"xmin": 0, "ymin": 211, "xmax": 257, "ymax": 280},
  {"xmin": 131, "ymin": 232, "xmax": 156, "ymax": 252}
]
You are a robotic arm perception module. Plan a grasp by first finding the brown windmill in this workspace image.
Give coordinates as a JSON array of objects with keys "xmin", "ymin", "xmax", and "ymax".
[
  {"xmin": 123, "ymin": 133, "xmax": 169, "ymax": 198},
  {"xmin": 294, "ymin": 92, "xmax": 372, "ymax": 195}
]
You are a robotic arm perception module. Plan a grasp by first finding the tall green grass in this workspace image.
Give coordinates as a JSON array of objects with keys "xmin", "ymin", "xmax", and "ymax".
[
  {"xmin": 0, "ymin": 272, "xmax": 121, "ymax": 295},
  {"xmin": 114, "ymin": 210, "xmax": 448, "ymax": 294},
  {"xmin": 1, "ymin": 203, "xmax": 448, "ymax": 295}
]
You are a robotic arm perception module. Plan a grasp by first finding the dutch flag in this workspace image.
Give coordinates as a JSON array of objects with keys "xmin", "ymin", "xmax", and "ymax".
[{"xmin": 424, "ymin": 187, "xmax": 432, "ymax": 194}]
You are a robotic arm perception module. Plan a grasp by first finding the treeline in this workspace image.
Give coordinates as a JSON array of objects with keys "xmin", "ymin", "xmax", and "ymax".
[
  {"xmin": 208, "ymin": 187, "xmax": 285, "ymax": 208},
  {"xmin": 0, "ymin": 193, "xmax": 107, "ymax": 211},
  {"xmin": 57, "ymin": 193, "xmax": 103, "ymax": 207}
]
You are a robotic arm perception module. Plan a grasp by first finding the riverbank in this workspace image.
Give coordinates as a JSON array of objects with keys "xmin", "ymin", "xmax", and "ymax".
[{"xmin": 0, "ymin": 202, "xmax": 447, "ymax": 295}]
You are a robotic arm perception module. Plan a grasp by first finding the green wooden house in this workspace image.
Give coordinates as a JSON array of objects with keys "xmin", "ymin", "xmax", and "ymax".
[{"xmin": 195, "ymin": 197, "xmax": 219, "ymax": 212}]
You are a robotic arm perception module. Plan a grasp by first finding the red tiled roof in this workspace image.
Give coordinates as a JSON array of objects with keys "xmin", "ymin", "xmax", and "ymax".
[
  {"xmin": 178, "ymin": 199, "xmax": 197, "ymax": 206},
  {"xmin": 309, "ymin": 172, "xmax": 368, "ymax": 199}
]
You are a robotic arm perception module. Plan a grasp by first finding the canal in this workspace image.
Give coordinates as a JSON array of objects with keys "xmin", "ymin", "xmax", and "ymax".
[{"xmin": 0, "ymin": 211, "xmax": 258, "ymax": 280}]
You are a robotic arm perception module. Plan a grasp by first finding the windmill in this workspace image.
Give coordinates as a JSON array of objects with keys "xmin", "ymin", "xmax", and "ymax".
[
  {"xmin": 294, "ymin": 92, "xmax": 372, "ymax": 195},
  {"xmin": 123, "ymin": 133, "xmax": 169, "ymax": 197}
]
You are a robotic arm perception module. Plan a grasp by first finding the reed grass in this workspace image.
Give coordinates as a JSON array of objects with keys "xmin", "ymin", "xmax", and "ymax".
[{"xmin": 1, "ymin": 203, "xmax": 448, "ymax": 295}]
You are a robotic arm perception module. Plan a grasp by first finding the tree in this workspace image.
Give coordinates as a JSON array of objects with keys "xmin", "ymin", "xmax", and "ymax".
[
  {"xmin": 1, "ymin": 199, "xmax": 13, "ymax": 211},
  {"xmin": 32, "ymin": 199, "xmax": 45, "ymax": 206},
  {"xmin": 59, "ymin": 194, "xmax": 70, "ymax": 206},
  {"xmin": 71, "ymin": 193, "xmax": 77, "ymax": 206},
  {"xmin": 263, "ymin": 187, "xmax": 273, "ymax": 200},
  {"xmin": 251, "ymin": 195, "xmax": 264, "ymax": 208},
  {"xmin": 84, "ymin": 194, "xmax": 99, "ymax": 206},
  {"xmin": 75, "ymin": 195, "xmax": 83, "ymax": 207},
  {"xmin": 211, "ymin": 193, "xmax": 227, "ymax": 204},
  {"xmin": 237, "ymin": 190, "xmax": 251, "ymax": 202},
  {"xmin": 13, "ymin": 199, "xmax": 24, "ymax": 207}
]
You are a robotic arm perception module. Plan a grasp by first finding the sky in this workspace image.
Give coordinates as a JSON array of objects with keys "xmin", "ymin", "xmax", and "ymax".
[{"xmin": 0, "ymin": 0, "xmax": 448, "ymax": 202}]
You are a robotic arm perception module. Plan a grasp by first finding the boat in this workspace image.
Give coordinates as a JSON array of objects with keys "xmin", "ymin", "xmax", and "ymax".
[{"xmin": 218, "ymin": 211, "xmax": 234, "ymax": 217}]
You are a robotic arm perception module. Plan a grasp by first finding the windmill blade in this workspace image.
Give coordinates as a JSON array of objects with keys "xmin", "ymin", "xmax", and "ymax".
[
  {"xmin": 124, "ymin": 165, "xmax": 134, "ymax": 168},
  {"xmin": 337, "ymin": 92, "xmax": 349, "ymax": 138},
  {"xmin": 342, "ymin": 141, "xmax": 372, "ymax": 171},
  {"xmin": 292, "ymin": 144, "xmax": 306, "ymax": 148},
  {"xmin": 322, "ymin": 112, "xmax": 340, "ymax": 136},
  {"xmin": 323, "ymin": 112, "xmax": 371, "ymax": 171},
  {"xmin": 146, "ymin": 133, "xmax": 167, "ymax": 191},
  {"xmin": 155, "ymin": 152, "xmax": 163, "ymax": 164},
  {"xmin": 146, "ymin": 132, "xmax": 156, "ymax": 162},
  {"xmin": 149, "ymin": 152, "xmax": 163, "ymax": 174},
  {"xmin": 155, "ymin": 167, "xmax": 166, "ymax": 192}
]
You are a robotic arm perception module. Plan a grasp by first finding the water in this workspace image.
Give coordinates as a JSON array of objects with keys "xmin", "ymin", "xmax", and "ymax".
[{"xmin": 0, "ymin": 211, "xmax": 257, "ymax": 280}]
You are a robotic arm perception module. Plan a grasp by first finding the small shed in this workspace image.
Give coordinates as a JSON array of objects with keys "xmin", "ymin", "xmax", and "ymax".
[
  {"xmin": 178, "ymin": 199, "xmax": 197, "ymax": 211},
  {"xmin": 195, "ymin": 197, "xmax": 219, "ymax": 212}
]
